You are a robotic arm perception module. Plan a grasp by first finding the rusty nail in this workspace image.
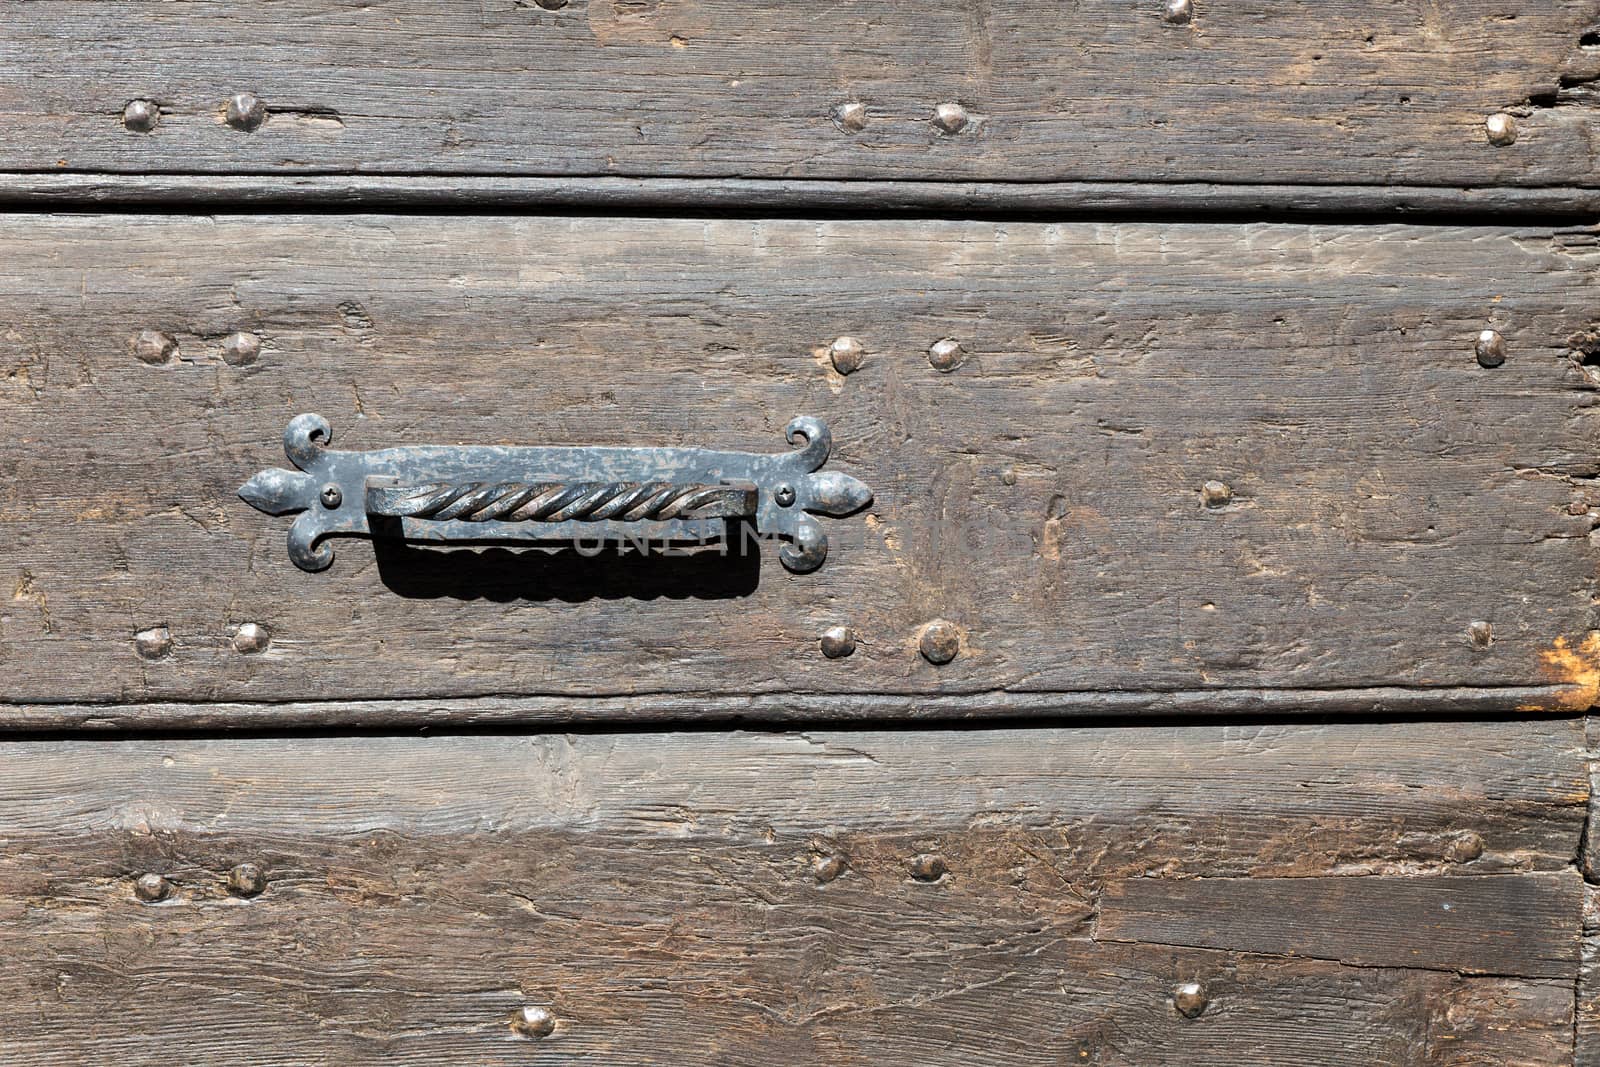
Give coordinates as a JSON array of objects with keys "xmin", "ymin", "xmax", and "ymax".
[
  {"xmin": 1163, "ymin": 0, "xmax": 1194, "ymax": 23},
  {"xmin": 1475, "ymin": 329, "xmax": 1506, "ymax": 368},
  {"xmin": 932, "ymin": 103, "xmax": 969, "ymax": 134},
  {"xmin": 320, "ymin": 484, "xmax": 343, "ymax": 509},
  {"xmin": 227, "ymin": 862, "xmax": 268, "ymax": 897},
  {"xmin": 813, "ymin": 854, "xmax": 848, "ymax": 884},
  {"xmin": 123, "ymin": 99, "xmax": 160, "ymax": 133},
  {"xmin": 132, "ymin": 329, "xmax": 177, "ymax": 366},
  {"xmin": 928, "ymin": 338, "xmax": 965, "ymax": 372},
  {"xmin": 909, "ymin": 853, "xmax": 948, "ymax": 882},
  {"xmin": 1448, "ymin": 832, "xmax": 1485, "ymax": 863},
  {"xmin": 829, "ymin": 336, "xmax": 865, "ymax": 374},
  {"xmin": 221, "ymin": 331, "xmax": 262, "ymax": 367},
  {"xmin": 919, "ymin": 619, "xmax": 961, "ymax": 665},
  {"xmin": 1467, "ymin": 620, "xmax": 1493, "ymax": 648},
  {"xmin": 135, "ymin": 625, "xmax": 173, "ymax": 661},
  {"xmin": 833, "ymin": 102, "xmax": 868, "ymax": 132},
  {"xmin": 134, "ymin": 873, "xmax": 172, "ymax": 903},
  {"xmin": 225, "ymin": 92, "xmax": 267, "ymax": 131},
  {"xmin": 1173, "ymin": 980, "xmax": 1209, "ymax": 1018},
  {"xmin": 1201, "ymin": 480, "xmax": 1233, "ymax": 509},
  {"xmin": 1485, "ymin": 113, "xmax": 1518, "ymax": 147},
  {"xmin": 232, "ymin": 622, "xmax": 271, "ymax": 655},
  {"xmin": 510, "ymin": 1006, "xmax": 557, "ymax": 1039},
  {"xmin": 820, "ymin": 626, "xmax": 858, "ymax": 659}
]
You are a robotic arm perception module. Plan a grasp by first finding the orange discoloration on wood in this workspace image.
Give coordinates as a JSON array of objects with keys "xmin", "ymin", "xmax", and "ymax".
[{"xmin": 1539, "ymin": 633, "xmax": 1600, "ymax": 710}]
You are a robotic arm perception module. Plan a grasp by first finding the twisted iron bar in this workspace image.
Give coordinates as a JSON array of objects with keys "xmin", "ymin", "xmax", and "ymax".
[{"xmin": 367, "ymin": 480, "xmax": 757, "ymax": 524}]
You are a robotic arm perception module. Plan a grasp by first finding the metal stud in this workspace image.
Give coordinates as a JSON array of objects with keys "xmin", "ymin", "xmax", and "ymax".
[
  {"xmin": 774, "ymin": 484, "xmax": 797, "ymax": 507},
  {"xmin": 1200, "ymin": 480, "xmax": 1233, "ymax": 509},
  {"xmin": 232, "ymin": 622, "xmax": 271, "ymax": 655},
  {"xmin": 221, "ymin": 331, "xmax": 261, "ymax": 367},
  {"xmin": 1484, "ymin": 113, "xmax": 1518, "ymax": 147},
  {"xmin": 227, "ymin": 862, "xmax": 267, "ymax": 897},
  {"xmin": 919, "ymin": 619, "xmax": 961, "ymax": 665},
  {"xmin": 1173, "ymin": 980, "xmax": 1209, "ymax": 1018},
  {"xmin": 132, "ymin": 329, "xmax": 177, "ymax": 366},
  {"xmin": 225, "ymin": 92, "xmax": 267, "ymax": 132},
  {"xmin": 1162, "ymin": 0, "xmax": 1194, "ymax": 24},
  {"xmin": 320, "ymin": 484, "xmax": 343, "ymax": 509},
  {"xmin": 909, "ymin": 853, "xmax": 948, "ymax": 882},
  {"xmin": 134, "ymin": 873, "xmax": 172, "ymax": 903},
  {"xmin": 1467, "ymin": 620, "xmax": 1493, "ymax": 648},
  {"xmin": 829, "ymin": 336, "xmax": 865, "ymax": 374},
  {"xmin": 820, "ymin": 626, "xmax": 858, "ymax": 659},
  {"xmin": 123, "ymin": 99, "xmax": 160, "ymax": 133},
  {"xmin": 928, "ymin": 338, "xmax": 965, "ymax": 373},
  {"xmin": 813, "ymin": 854, "xmax": 847, "ymax": 884},
  {"xmin": 1448, "ymin": 831, "xmax": 1485, "ymax": 863},
  {"xmin": 932, "ymin": 103, "xmax": 969, "ymax": 134},
  {"xmin": 134, "ymin": 625, "xmax": 173, "ymax": 661},
  {"xmin": 1474, "ymin": 329, "xmax": 1506, "ymax": 368},
  {"xmin": 510, "ymin": 1006, "xmax": 557, "ymax": 1039},
  {"xmin": 833, "ymin": 102, "xmax": 869, "ymax": 133},
  {"xmin": 533, "ymin": 0, "xmax": 569, "ymax": 7}
]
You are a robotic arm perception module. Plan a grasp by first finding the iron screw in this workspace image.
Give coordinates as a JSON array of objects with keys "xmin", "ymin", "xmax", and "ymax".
[
  {"xmin": 1466, "ymin": 620, "xmax": 1493, "ymax": 648},
  {"xmin": 227, "ymin": 863, "xmax": 268, "ymax": 897},
  {"xmin": 123, "ymin": 99, "xmax": 161, "ymax": 133},
  {"xmin": 1163, "ymin": 0, "xmax": 1195, "ymax": 23},
  {"xmin": 774, "ymin": 484, "xmax": 797, "ymax": 508},
  {"xmin": 1484, "ymin": 113, "xmax": 1518, "ymax": 147},
  {"xmin": 221, "ymin": 331, "xmax": 262, "ymax": 367},
  {"xmin": 928, "ymin": 338, "xmax": 965, "ymax": 372},
  {"xmin": 813, "ymin": 854, "xmax": 848, "ymax": 884},
  {"xmin": 511, "ymin": 1006, "xmax": 557, "ymax": 1039},
  {"xmin": 1173, "ymin": 980, "xmax": 1209, "ymax": 1018},
  {"xmin": 225, "ymin": 92, "xmax": 267, "ymax": 131},
  {"xmin": 135, "ymin": 625, "xmax": 174, "ymax": 661},
  {"xmin": 909, "ymin": 853, "xmax": 948, "ymax": 882},
  {"xmin": 820, "ymin": 626, "xmax": 858, "ymax": 659},
  {"xmin": 132, "ymin": 329, "xmax": 177, "ymax": 366},
  {"xmin": 834, "ymin": 102, "xmax": 869, "ymax": 132},
  {"xmin": 320, "ymin": 484, "xmax": 343, "ymax": 509},
  {"xmin": 533, "ymin": 0, "xmax": 569, "ymax": 7},
  {"xmin": 1475, "ymin": 329, "xmax": 1506, "ymax": 368},
  {"xmin": 932, "ymin": 103, "xmax": 969, "ymax": 134},
  {"xmin": 134, "ymin": 873, "xmax": 172, "ymax": 903},
  {"xmin": 232, "ymin": 622, "xmax": 271, "ymax": 655},
  {"xmin": 1201, "ymin": 480, "xmax": 1233, "ymax": 509},
  {"xmin": 919, "ymin": 620, "xmax": 961, "ymax": 665},
  {"xmin": 829, "ymin": 336, "xmax": 865, "ymax": 374}
]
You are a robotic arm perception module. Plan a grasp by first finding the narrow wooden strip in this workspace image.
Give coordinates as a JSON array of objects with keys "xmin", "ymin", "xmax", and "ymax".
[
  {"xmin": 4, "ymin": 175, "xmax": 1600, "ymax": 217},
  {"xmin": 1096, "ymin": 873, "xmax": 1585, "ymax": 978}
]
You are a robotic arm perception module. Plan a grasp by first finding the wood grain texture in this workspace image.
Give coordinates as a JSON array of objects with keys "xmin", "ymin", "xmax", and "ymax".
[
  {"xmin": 2, "ymin": 215, "xmax": 1598, "ymax": 713},
  {"xmin": 0, "ymin": 718, "xmax": 1586, "ymax": 1065},
  {"xmin": 7, "ymin": 0, "xmax": 1600, "ymax": 192}
]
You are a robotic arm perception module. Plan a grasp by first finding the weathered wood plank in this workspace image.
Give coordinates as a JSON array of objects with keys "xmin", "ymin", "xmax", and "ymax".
[
  {"xmin": 1, "ymin": 215, "xmax": 1596, "ymax": 713},
  {"xmin": 0, "ymin": 719, "xmax": 1585, "ymax": 1065},
  {"xmin": 6, "ymin": 0, "xmax": 1600, "ymax": 192},
  {"xmin": 1097, "ymin": 873, "xmax": 1584, "ymax": 978}
]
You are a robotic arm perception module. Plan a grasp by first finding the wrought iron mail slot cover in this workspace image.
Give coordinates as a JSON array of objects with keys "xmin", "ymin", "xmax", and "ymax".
[{"xmin": 239, "ymin": 414, "xmax": 873, "ymax": 574}]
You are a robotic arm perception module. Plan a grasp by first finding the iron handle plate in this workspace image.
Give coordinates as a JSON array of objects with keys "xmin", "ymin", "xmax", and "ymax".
[{"xmin": 239, "ymin": 414, "xmax": 873, "ymax": 573}]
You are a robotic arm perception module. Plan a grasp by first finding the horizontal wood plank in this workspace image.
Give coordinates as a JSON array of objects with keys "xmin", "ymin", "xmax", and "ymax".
[
  {"xmin": 1, "ymin": 215, "xmax": 1597, "ymax": 713},
  {"xmin": 1097, "ymin": 873, "xmax": 1584, "ymax": 978},
  {"xmin": 0, "ymin": 719, "xmax": 1585, "ymax": 1064},
  {"xmin": 6, "ymin": 0, "xmax": 1600, "ymax": 193}
]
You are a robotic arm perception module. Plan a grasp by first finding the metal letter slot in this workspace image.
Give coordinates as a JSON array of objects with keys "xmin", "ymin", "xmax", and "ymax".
[{"xmin": 239, "ymin": 414, "xmax": 874, "ymax": 573}]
